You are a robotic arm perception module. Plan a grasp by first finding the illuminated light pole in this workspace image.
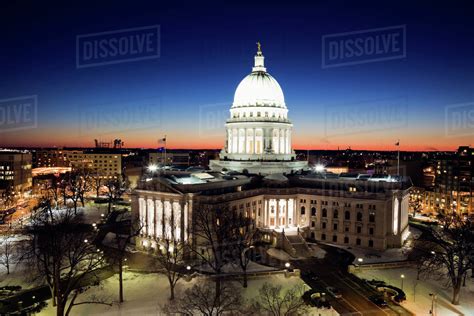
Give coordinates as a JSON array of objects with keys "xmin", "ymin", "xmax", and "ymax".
[
  {"xmin": 429, "ymin": 293, "xmax": 437, "ymax": 315},
  {"xmin": 357, "ymin": 257, "xmax": 363, "ymax": 271},
  {"xmin": 400, "ymin": 274, "xmax": 405, "ymax": 290}
]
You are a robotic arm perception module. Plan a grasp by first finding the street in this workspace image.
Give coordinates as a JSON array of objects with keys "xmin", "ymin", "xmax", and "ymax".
[{"xmin": 294, "ymin": 245, "xmax": 413, "ymax": 316}]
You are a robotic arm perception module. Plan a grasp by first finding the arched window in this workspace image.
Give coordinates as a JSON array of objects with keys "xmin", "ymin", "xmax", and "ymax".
[
  {"xmin": 345, "ymin": 211, "xmax": 350, "ymax": 220},
  {"xmin": 311, "ymin": 207, "xmax": 316, "ymax": 216},
  {"xmin": 333, "ymin": 209, "xmax": 339, "ymax": 219},
  {"xmin": 369, "ymin": 212, "xmax": 375, "ymax": 223},
  {"xmin": 322, "ymin": 208, "xmax": 327, "ymax": 217},
  {"xmin": 300, "ymin": 206, "xmax": 305, "ymax": 215},
  {"xmin": 357, "ymin": 212, "xmax": 363, "ymax": 221}
]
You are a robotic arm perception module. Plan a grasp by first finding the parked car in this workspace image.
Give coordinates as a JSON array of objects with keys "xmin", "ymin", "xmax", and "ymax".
[
  {"xmin": 310, "ymin": 292, "xmax": 331, "ymax": 309},
  {"xmin": 326, "ymin": 286, "xmax": 342, "ymax": 299},
  {"xmin": 369, "ymin": 295, "xmax": 388, "ymax": 307}
]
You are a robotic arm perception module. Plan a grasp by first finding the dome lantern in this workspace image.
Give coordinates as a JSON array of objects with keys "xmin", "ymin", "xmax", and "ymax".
[{"xmin": 252, "ymin": 41, "xmax": 266, "ymax": 72}]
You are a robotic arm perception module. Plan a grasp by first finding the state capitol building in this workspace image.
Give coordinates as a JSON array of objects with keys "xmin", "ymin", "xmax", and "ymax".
[{"xmin": 132, "ymin": 45, "xmax": 411, "ymax": 256}]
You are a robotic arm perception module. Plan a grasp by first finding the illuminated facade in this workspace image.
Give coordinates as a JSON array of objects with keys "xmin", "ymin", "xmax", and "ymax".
[
  {"xmin": 210, "ymin": 44, "xmax": 308, "ymax": 174},
  {"xmin": 133, "ymin": 45, "xmax": 410, "ymax": 254},
  {"xmin": 133, "ymin": 172, "xmax": 411, "ymax": 252}
]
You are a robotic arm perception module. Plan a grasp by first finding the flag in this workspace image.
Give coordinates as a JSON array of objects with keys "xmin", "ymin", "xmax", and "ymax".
[{"xmin": 395, "ymin": 141, "xmax": 399, "ymax": 146}]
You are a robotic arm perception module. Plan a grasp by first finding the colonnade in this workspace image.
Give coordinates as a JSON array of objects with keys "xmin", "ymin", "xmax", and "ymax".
[
  {"xmin": 259, "ymin": 198, "xmax": 296, "ymax": 228},
  {"xmin": 138, "ymin": 197, "xmax": 189, "ymax": 242},
  {"xmin": 227, "ymin": 127, "xmax": 291, "ymax": 155}
]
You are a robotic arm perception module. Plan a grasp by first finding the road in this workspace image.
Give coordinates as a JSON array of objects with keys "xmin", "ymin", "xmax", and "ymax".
[{"xmin": 294, "ymin": 246, "xmax": 413, "ymax": 316}]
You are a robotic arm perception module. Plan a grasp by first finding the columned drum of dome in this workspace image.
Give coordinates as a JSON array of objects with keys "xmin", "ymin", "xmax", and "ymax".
[{"xmin": 210, "ymin": 44, "xmax": 308, "ymax": 175}]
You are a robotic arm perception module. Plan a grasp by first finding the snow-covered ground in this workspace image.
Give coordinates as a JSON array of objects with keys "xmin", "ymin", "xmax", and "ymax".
[
  {"xmin": 37, "ymin": 272, "xmax": 338, "ymax": 315},
  {"xmin": 355, "ymin": 267, "xmax": 474, "ymax": 316}
]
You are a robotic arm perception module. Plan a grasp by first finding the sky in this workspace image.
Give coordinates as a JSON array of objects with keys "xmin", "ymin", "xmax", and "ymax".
[{"xmin": 1, "ymin": 0, "xmax": 474, "ymax": 151}]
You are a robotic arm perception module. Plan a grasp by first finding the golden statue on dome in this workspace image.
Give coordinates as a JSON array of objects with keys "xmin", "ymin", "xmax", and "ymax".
[{"xmin": 256, "ymin": 41, "xmax": 262, "ymax": 55}]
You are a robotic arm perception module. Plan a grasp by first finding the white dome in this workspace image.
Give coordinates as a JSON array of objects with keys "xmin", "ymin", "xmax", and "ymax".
[{"xmin": 233, "ymin": 72, "xmax": 286, "ymax": 109}]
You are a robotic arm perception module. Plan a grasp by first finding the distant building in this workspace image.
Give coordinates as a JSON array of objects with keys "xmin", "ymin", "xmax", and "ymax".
[
  {"xmin": 34, "ymin": 148, "xmax": 124, "ymax": 179},
  {"xmin": 148, "ymin": 151, "xmax": 190, "ymax": 167},
  {"xmin": 33, "ymin": 148, "xmax": 71, "ymax": 168},
  {"xmin": 421, "ymin": 146, "xmax": 473, "ymax": 215},
  {"xmin": 0, "ymin": 150, "xmax": 32, "ymax": 196},
  {"xmin": 66, "ymin": 150, "xmax": 123, "ymax": 179}
]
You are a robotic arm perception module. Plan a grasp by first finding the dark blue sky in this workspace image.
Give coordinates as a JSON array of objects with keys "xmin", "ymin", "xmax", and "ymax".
[{"xmin": 1, "ymin": 1, "xmax": 474, "ymax": 150}]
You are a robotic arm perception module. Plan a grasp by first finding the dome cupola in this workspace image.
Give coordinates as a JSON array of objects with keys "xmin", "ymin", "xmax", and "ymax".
[{"xmin": 232, "ymin": 43, "xmax": 286, "ymax": 109}]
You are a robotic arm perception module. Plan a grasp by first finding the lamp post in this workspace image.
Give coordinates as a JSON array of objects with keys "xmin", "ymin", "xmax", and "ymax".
[
  {"xmin": 357, "ymin": 258, "xmax": 363, "ymax": 271},
  {"xmin": 400, "ymin": 274, "xmax": 405, "ymax": 290},
  {"xmin": 429, "ymin": 293, "xmax": 437, "ymax": 315},
  {"xmin": 285, "ymin": 262, "xmax": 291, "ymax": 270}
]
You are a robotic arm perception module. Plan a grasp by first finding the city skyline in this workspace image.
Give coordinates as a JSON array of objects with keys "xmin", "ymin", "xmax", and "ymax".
[{"xmin": 1, "ymin": 1, "xmax": 474, "ymax": 151}]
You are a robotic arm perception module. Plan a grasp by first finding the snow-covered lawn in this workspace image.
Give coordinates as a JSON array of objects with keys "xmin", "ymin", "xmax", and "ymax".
[
  {"xmin": 36, "ymin": 271, "xmax": 338, "ymax": 315},
  {"xmin": 355, "ymin": 267, "xmax": 474, "ymax": 316}
]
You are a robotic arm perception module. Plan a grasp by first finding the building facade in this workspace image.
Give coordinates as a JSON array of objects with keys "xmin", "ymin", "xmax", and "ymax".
[
  {"xmin": 134, "ymin": 173, "xmax": 411, "ymax": 252},
  {"xmin": 0, "ymin": 150, "xmax": 32, "ymax": 197}
]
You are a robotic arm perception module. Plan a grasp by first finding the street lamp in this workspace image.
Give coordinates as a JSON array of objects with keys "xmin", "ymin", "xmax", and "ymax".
[
  {"xmin": 357, "ymin": 258, "xmax": 363, "ymax": 271},
  {"xmin": 285, "ymin": 262, "xmax": 291, "ymax": 269},
  {"xmin": 147, "ymin": 164, "xmax": 158, "ymax": 173},
  {"xmin": 429, "ymin": 293, "xmax": 437, "ymax": 315},
  {"xmin": 400, "ymin": 274, "xmax": 405, "ymax": 290},
  {"xmin": 186, "ymin": 265, "xmax": 191, "ymax": 271}
]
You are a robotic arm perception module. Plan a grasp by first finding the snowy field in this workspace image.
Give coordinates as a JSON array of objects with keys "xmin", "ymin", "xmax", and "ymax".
[
  {"xmin": 37, "ymin": 272, "xmax": 338, "ymax": 315},
  {"xmin": 355, "ymin": 267, "xmax": 474, "ymax": 316}
]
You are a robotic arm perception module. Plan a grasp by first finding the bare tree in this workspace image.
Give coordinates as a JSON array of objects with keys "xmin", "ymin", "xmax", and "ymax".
[
  {"xmin": 63, "ymin": 171, "xmax": 90, "ymax": 215},
  {"xmin": 91, "ymin": 170, "xmax": 105, "ymax": 198},
  {"xmin": 415, "ymin": 211, "xmax": 474, "ymax": 305},
  {"xmin": 191, "ymin": 203, "xmax": 237, "ymax": 300},
  {"xmin": 228, "ymin": 212, "xmax": 256, "ymax": 288},
  {"xmin": 0, "ymin": 232, "xmax": 16, "ymax": 274},
  {"xmin": 250, "ymin": 283, "xmax": 308, "ymax": 316},
  {"xmin": 29, "ymin": 205, "xmax": 108, "ymax": 316},
  {"xmin": 164, "ymin": 281, "xmax": 243, "ymax": 316},
  {"xmin": 1, "ymin": 186, "xmax": 15, "ymax": 210},
  {"xmin": 107, "ymin": 212, "xmax": 142, "ymax": 303},
  {"xmin": 104, "ymin": 175, "xmax": 126, "ymax": 215},
  {"xmin": 46, "ymin": 175, "xmax": 62, "ymax": 210},
  {"xmin": 154, "ymin": 215, "xmax": 186, "ymax": 300}
]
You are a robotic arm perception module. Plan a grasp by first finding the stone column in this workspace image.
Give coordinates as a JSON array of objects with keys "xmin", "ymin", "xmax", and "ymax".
[
  {"xmin": 153, "ymin": 198, "xmax": 157, "ymax": 238},
  {"xmin": 161, "ymin": 198, "xmax": 165, "ymax": 238},
  {"xmin": 265, "ymin": 199, "xmax": 269, "ymax": 227},
  {"xmin": 244, "ymin": 128, "xmax": 248, "ymax": 154},
  {"xmin": 253, "ymin": 128, "xmax": 256, "ymax": 154},
  {"xmin": 276, "ymin": 198, "xmax": 281, "ymax": 227},
  {"xmin": 145, "ymin": 197, "xmax": 149, "ymax": 236},
  {"xmin": 180, "ymin": 201, "xmax": 186, "ymax": 242},
  {"xmin": 285, "ymin": 199, "xmax": 289, "ymax": 228}
]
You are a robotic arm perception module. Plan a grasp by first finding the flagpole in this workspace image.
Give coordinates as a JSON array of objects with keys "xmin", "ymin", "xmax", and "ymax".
[
  {"xmin": 164, "ymin": 134, "xmax": 167, "ymax": 170},
  {"xmin": 397, "ymin": 139, "xmax": 400, "ymax": 177}
]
